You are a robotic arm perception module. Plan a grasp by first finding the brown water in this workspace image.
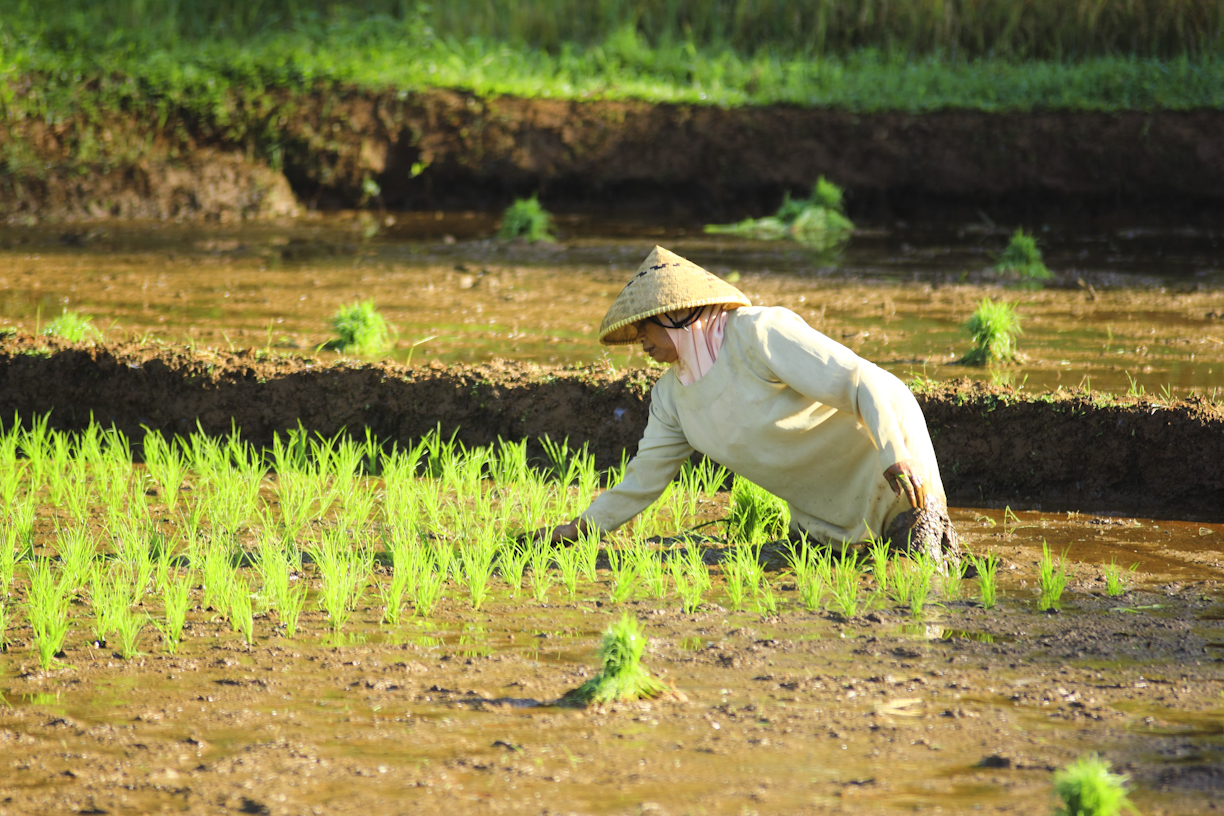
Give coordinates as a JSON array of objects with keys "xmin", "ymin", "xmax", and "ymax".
[{"xmin": 4, "ymin": 214, "xmax": 1222, "ymax": 396}]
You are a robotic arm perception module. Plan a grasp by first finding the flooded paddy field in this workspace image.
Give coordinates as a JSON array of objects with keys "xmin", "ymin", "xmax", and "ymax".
[
  {"xmin": 2, "ymin": 214, "xmax": 1222, "ymax": 396},
  {"xmin": 0, "ymin": 216, "xmax": 1221, "ymax": 815}
]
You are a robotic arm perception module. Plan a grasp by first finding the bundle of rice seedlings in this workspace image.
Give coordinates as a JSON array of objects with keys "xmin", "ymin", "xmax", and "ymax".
[
  {"xmin": 960, "ymin": 299, "xmax": 1022, "ymax": 365},
  {"xmin": 43, "ymin": 310, "xmax": 101, "ymax": 342},
  {"xmin": 994, "ymin": 229, "xmax": 1052, "ymax": 281},
  {"xmin": 562, "ymin": 614, "xmax": 670, "ymax": 705},
  {"xmin": 1053, "ymin": 754, "xmax": 1136, "ymax": 816},
  {"xmin": 498, "ymin": 195, "xmax": 555, "ymax": 242},
  {"xmin": 328, "ymin": 300, "xmax": 392, "ymax": 355},
  {"xmin": 705, "ymin": 176, "xmax": 853, "ymax": 251}
]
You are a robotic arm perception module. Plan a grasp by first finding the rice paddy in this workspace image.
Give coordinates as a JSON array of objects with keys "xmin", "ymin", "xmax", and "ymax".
[{"xmin": 0, "ymin": 414, "xmax": 1081, "ymax": 675}]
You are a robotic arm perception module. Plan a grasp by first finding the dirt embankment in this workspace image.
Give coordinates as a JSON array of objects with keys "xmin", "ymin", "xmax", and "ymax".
[
  {"xmin": 4, "ymin": 334, "xmax": 1222, "ymax": 517},
  {"xmin": 5, "ymin": 87, "xmax": 1224, "ymax": 222}
]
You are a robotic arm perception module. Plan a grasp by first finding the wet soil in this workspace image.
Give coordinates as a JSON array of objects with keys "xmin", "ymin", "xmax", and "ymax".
[
  {"xmin": 6, "ymin": 88, "xmax": 1224, "ymax": 223},
  {"xmin": 1, "ymin": 509, "xmax": 1223, "ymax": 815},
  {"xmin": 0, "ymin": 331, "xmax": 1222, "ymax": 519}
]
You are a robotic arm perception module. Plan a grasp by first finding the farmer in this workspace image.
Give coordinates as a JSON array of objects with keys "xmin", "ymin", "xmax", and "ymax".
[{"xmin": 545, "ymin": 246, "xmax": 960, "ymax": 561}]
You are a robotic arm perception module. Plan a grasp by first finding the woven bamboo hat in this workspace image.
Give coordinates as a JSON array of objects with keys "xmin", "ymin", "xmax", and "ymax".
[{"xmin": 598, "ymin": 246, "xmax": 751, "ymax": 345}]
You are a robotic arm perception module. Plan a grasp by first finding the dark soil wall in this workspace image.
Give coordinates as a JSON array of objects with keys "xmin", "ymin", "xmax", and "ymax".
[
  {"xmin": 5, "ymin": 88, "xmax": 1224, "ymax": 223},
  {"xmin": 4, "ymin": 334, "xmax": 1222, "ymax": 518}
]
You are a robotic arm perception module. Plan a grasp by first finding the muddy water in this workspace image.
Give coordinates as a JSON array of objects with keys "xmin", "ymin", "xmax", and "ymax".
[
  {"xmin": 3, "ymin": 215, "xmax": 1222, "ymax": 396},
  {"xmin": 1, "ymin": 510, "xmax": 1223, "ymax": 815}
]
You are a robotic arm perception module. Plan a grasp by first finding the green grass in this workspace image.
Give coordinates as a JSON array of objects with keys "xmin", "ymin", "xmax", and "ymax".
[
  {"xmin": 994, "ymin": 229, "xmax": 1052, "ymax": 281},
  {"xmin": 1053, "ymin": 754, "xmax": 1136, "ymax": 816},
  {"xmin": 498, "ymin": 196, "xmax": 555, "ymax": 243},
  {"xmin": 961, "ymin": 299, "xmax": 1022, "ymax": 366},
  {"xmin": 562, "ymin": 614, "xmax": 669, "ymax": 705},
  {"xmin": 42, "ymin": 311, "xmax": 100, "ymax": 343},
  {"xmin": 5, "ymin": 3, "xmax": 1224, "ymax": 184},
  {"xmin": 328, "ymin": 301, "xmax": 393, "ymax": 356}
]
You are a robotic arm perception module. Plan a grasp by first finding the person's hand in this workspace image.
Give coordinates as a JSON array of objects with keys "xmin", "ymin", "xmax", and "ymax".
[
  {"xmin": 530, "ymin": 518, "xmax": 593, "ymax": 545},
  {"xmin": 884, "ymin": 461, "xmax": 927, "ymax": 509}
]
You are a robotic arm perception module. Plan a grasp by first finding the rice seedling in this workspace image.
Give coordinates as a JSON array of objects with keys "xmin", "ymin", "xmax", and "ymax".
[
  {"xmin": 56, "ymin": 523, "xmax": 97, "ymax": 591},
  {"xmin": 728, "ymin": 476, "xmax": 789, "ymax": 544},
  {"xmin": 497, "ymin": 538, "xmax": 530, "ymax": 597},
  {"xmin": 201, "ymin": 542, "xmax": 236, "ymax": 612},
  {"xmin": 26, "ymin": 557, "xmax": 71, "ymax": 670},
  {"xmin": 562, "ymin": 614, "xmax": 668, "ymax": 706},
  {"xmin": 681, "ymin": 456, "xmax": 729, "ymax": 498},
  {"xmin": 529, "ymin": 540, "xmax": 554, "ymax": 602},
  {"xmin": 411, "ymin": 566, "xmax": 445, "ymax": 618},
  {"xmin": 1037, "ymin": 540, "xmax": 1071, "ymax": 611},
  {"xmin": 141, "ymin": 428, "xmax": 189, "ymax": 511},
  {"xmin": 630, "ymin": 538, "xmax": 670, "ymax": 599},
  {"xmin": 310, "ymin": 531, "xmax": 368, "ymax": 633},
  {"xmin": 458, "ymin": 539, "xmax": 498, "ymax": 611},
  {"xmin": 971, "ymin": 551, "xmax": 1000, "ymax": 609},
  {"xmin": 228, "ymin": 578, "xmax": 256, "ymax": 646},
  {"xmin": 379, "ymin": 565, "xmax": 410, "ymax": 625},
  {"xmin": 1102, "ymin": 558, "xmax": 1139, "ymax": 597},
  {"xmin": 89, "ymin": 566, "xmax": 131, "ymax": 646},
  {"xmin": 994, "ymin": 229, "xmax": 1051, "ymax": 281},
  {"xmin": 62, "ymin": 473, "xmax": 94, "ymax": 524},
  {"xmin": 940, "ymin": 557, "xmax": 966, "ymax": 602},
  {"xmin": 888, "ymin": 556, "xmax": 917, "ymax": 607},
  {"xmin": 157, "ymin": 570, "xmax": 193, "ymax": 653},
  {"xmin": 335, "ymin": 482, "xmax": 378, "ymax": 535},
  {"xmin": 756, "ymin": 577, "xmax": 780, "ymax": 616},
  {"xmin": 328, "ymin": 300, "xmax": 393, "ymax": 355},
  {"xmin": 1053, "ymin": 754, "xmax": 1136, "ymax": 816},
  {"xmin": 867, "ymin": 532, "xmax": 890, "ymax": 593},
  {"xmin": 43, "ymin": 310, "xmax": 101, "ymax": 342},
  {"xmin": 498, "ymin": 195, "xmax": 555, "ymax": 243},
  {"xmin": 574, "ymin": 525, "xmax": 601, "ymax": 583},
  {"xmin": 669, "ymin": 545, "xmax": 710, "ymax": 614},
  {"xmin": 829, "ymin": 550, "xmax": 865, "ymax": 618},
  {"xmin": 552, "ymin": 542, "xmax": 582, "ymax": 598},
  {"xmin": 907, "ymin": 551, "xmax": 939, "ymax": 619},
  {"xmin": 114, "ymin": 609, "xmax": 148, "ymax": 659},
  {"xmin": 0, "ymin": 602, "xmax": 8, "ymax": 652},
  {"xmin": 785, "ymin": 537, "xmax": 831, "ymax": 612},
  {"xmin": 706, "ymin": 177, "xmax": 854, "ymax": 251},
  {"xmin": 606, "ymin": 546, "xmax": 639, "ymax": 604},
  {"xmin": 722, "ymin": 541, "xmax": 763, "ymax": 611},
  {"xmin": 961, "ymin": 299, "xmax": 1022, "ymax": 366}
]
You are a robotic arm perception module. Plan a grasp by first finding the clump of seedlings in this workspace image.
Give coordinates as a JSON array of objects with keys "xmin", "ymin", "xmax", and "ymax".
[
  {"xmin": 498, "ymin": 195, "xmax": 555, "ymax": 242},
  {"xmin": 971, "ymin": 551, "xmax": 1000, "ymax": 609},
  {"xmin": 1037, "ymin": 540, "xmax": 1071, "ymax": 611},
  {"xmin": 43, "ymin": 309, "xmax": 101, "ymax": 342},
  {"xmin": 563, "ymin": 614, "xmax": 670, "ymax": 705},
  {"xmin": 327, "ymin": 300, "xmax": 393, "ymax": 355},
  {"xmin": 1053, "ymin": 754, "xmax": 1136, "ymax": 816},
  {"xmin": 961, "ymin": 298, "xmax": 1022, "ymax": 365},
  {"xmin": 728, "ymin": 476, "xmax": 789, "ymax": 544},
  {"xmin": 705, "ymin": 176, "xmax": 853, "ymax": 251},
  {"xmin": 994, "ymin": 229, "xmax": 1051, "ymax": 282},
  {"xmin": 1102, "ymin": 558, "xmax": 1138, "ymax": 597}
]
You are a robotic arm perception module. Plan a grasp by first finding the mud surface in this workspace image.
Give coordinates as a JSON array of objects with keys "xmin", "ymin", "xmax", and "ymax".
[
  {"xmin": 2, "ymin": 509, "xmax": 1223, "ymax": 815},
  {"xmin": 7, "ymin": 88, "xmax": 1224, "ymax": 223},
  {"xmin": 0, "ymin": 332, "xmax": 1221, "ymax": 519}
]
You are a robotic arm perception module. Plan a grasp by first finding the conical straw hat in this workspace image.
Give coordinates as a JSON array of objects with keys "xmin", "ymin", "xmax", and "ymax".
[{"xmin": 598, "ymin": 246, "xmax": 751, "ymax": 345}]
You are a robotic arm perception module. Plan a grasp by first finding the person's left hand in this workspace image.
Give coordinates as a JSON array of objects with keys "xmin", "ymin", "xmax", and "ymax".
[{"xmin": 885, "ymin": 461, "xmax": 927, "ymax": 509}]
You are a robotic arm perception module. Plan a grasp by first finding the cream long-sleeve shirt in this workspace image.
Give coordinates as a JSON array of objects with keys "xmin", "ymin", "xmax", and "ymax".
[{"xmin": 581, "ymin": 306, "xmax": 946, "ymax": 545}]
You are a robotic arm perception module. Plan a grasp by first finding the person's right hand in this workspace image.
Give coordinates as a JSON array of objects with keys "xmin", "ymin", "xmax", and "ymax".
[{"xmin": 530, "ymin": 519, "xmax": 589, "ymax": 545}]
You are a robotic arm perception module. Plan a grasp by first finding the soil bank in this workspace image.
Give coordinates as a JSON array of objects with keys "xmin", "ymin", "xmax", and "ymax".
[
  {"xmin": 3, "ymin": 333, "xmax": 1222, "ymax": 518},
  {"xmin": 6, "ymin": 88, "xmax": 1224, "ymax": 223}
]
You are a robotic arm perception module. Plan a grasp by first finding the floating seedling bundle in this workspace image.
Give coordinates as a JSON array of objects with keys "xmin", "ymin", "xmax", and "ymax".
[{"xmin": 705, "ymin": 177, "xmax": 854, "ymax": 251}]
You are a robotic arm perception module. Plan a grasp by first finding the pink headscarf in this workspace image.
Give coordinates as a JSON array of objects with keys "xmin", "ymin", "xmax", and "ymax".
[{"xmin": 661, "ymin": 305, "xmax": 729, "ymax": 386}]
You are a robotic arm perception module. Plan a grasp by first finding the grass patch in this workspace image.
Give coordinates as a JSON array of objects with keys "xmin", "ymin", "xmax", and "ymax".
[
  {"xmin": 328, "ymin": 301, "xmax": 393, "ymax": 356},
  {"xmin": 961, "ymin": 299, "xmax": 1022, "ymax": 366},
  {"xmin": 498, "ymin": 196, "xmax": 555, "ymax": 243},
  {"xmin": 563, "ymin": 614, "xmax": 669, "ymax": 705}
]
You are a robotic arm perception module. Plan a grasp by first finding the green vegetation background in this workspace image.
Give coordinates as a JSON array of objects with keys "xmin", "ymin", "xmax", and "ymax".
[{"xmin": 3, "ymin": 0, "xmax": 1224, "ymax": 130}]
